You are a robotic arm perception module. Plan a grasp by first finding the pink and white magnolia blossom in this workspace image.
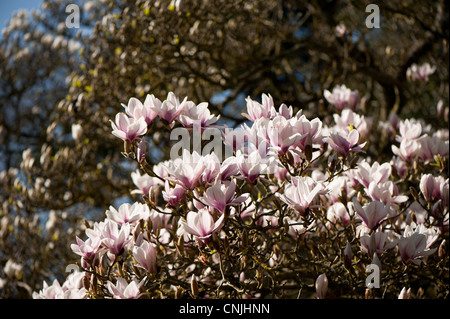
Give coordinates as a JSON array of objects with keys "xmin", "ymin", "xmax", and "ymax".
[
  {"xmin": 359, "ymin": 230, "xmax": 398, "ymax": 256},
  {"xmin": 107, "ymin": 277, "xmax": 145, "ymax": 299},
  {"xmin": 276, "ymin": 176, "xmax": 326, "ymax": 216},
  {"xmin": 365, "ymin": 181, "xmax": 409, "ymax": 208},
  {"xmin": 110, "ymin": 112, "xmax": 147, "ymax": 142},
  {"xmin": 32, "ymin": 272, "xmax": 88, "ymax": 299},
  {"xmin": 200, "ymin": 153, "xmax": 221, "ymax": 186},
  {"xmin": 420, "ymin": 174, "xmax": 444, "ymax": 202},
  {"xmin": 165, "ymin": 149, "xmax": 206, "ymax": 190},
  {"xmin": 392, "ymin": 139, "xmax": 421, "ymax": 163},
  {"xmin": 325, "ymin": 128, "xmax": 366, "ymax": 157},
  {"xmin": 406, "ymin": 62, "xmax": 436, "ymax": 82},
  {"xmin": 131, "ymin": 169, "xmax": 163, "ymax": 196},
  {"xmin": 327, "ymin": 202, "xmax": 352, "ymax": 227},
  {"xmin": 355, "ymin": 160, "xmax": 391, "ymax": 189},
  {"xmin": 352, "ymin": 198, "xmax": 390, "ymax": 230},
  {"xmin": 71, "ymin": 236, "xmax": 102, "ymax": 263},
  {"xmin": 219, "ymin": 156, "xmax": 240, "ymax": 180},
  {"xmin": 332, "ymin": 109, "xmax": 372, "ymax": 142},
  {"xmin": 162, "ymin": 180, "xmax": 185, "ymax": 207},
  {"xmin": 100, "ymin": 220, "xmax": 131, "ymax": 255},
  {"xmin": 398, "ymin": 223, "xmax": 439, "ymax": 265},
  {"xmin": 178, "ymin": 101, "xmax": 220, "ymax": 128},
  {"xmin": 235, "ymin": 149, "xmax": 268, "ymax": 184},
  {"xmin": 200, "ymin": 179, "xmax": 249, "ymax": 214},
  {"xmin": 133, "ymin": 238, "xmax": 157, "ymax": 274},
  {"xmin": 293, "ymin": 115, "xmax": 323, "ymax": 153},
  {"xmin": 418, "ymin": 135, "xmax": 449, "ymax": 164},
  {"xmin": 153, "ymin": 92, "xmax": 187, "ymax": 124},
  {"xmin": 182, "ymin": 208, "xmax": 225, "ymax": 244},
  {"xmin": 122, "ymin": 95, "xmax": 157, "ymax": 126},
  {"xmin": 323, "ymin": 84, "xmax": 359, "ymax": 111},
  {"xmin": 106, "ymin": 202, "xmax": 148, "ymax": 226},
  {"xmin": 242, "ymin": 93, "xmax": 276, "ymax": 121},
  {"xmin": 396, "ymin": 119, "xmax": 424, "ymax": 142},
  {"xmin": 264, "ymin": 116, "xmax": 306, "ymax": 155}
]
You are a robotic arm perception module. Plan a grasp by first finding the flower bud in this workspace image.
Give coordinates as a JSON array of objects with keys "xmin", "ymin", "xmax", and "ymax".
[
  {"xmin": 438, "ymin": 239, "xmax": 447, "ymax": 258},
  {"xmin": 315, "ymin": 273, "xmax": 328, "ymax": 299},
  {"xmin": 344, "ymin": 242, "xmax": 352, "ymax": 270},
  {"xmin": 191, "ymin": 274, "xmax": 199, "ymax": 298}
]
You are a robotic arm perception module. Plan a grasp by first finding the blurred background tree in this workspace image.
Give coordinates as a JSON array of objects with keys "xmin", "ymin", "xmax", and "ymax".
[{"xmin": 0, "ymin": 0, "xmax": 448, "ymax": 298}]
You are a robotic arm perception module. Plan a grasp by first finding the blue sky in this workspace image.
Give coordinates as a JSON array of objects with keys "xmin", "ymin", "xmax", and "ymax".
[{"xmin": 0, "ymin": 0, "xmax": 43, "ymax": 29}]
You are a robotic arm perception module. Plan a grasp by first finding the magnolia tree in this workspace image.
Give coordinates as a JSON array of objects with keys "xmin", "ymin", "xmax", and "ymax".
[
  {"xmin": 33, "ymin": 84, "xmax": 448, "ymax": 299},
  {"xmin": 1, "ymin": 0, "xmax": 449, "ymax": 299}
]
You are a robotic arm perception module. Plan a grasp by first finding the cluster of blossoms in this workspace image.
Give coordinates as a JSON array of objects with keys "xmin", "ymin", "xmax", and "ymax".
[{"xmin": 33, "ymin": 85, "xmax": 448, "ymax": 299}]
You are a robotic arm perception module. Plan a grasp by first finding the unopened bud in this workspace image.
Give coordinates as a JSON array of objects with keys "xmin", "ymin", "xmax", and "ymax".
[
  {"xmin": 175, "ymin": 286, "xmax": 183, "ymax": 299},
  {"xmin": 344, "ymin": 242, "xmax": 352, "ymax": 270},
  {"xmin": 191, "ymin": 274, "xmax": 199, "ymax": 298},
  {"xmin": 177, "ymin": 235, "xmax": 185, "ymax": 256},
  {"xmin": 365, "ymin": 288, "xmax": 373, "ymax": 299},
  {"xmin": 439, "ymin": 240, "xmax": 447, "ymax": 258}
]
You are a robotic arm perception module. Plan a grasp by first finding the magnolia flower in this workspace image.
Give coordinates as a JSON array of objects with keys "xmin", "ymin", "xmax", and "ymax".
[
  {"xmin": 324, "ymin": 84, "xmax": 359, "ymax": 111},
  {"xmin": 264, "ymin": 116, "xmax": 305, "ymax": 155},
  {"xmin": 326, "ymin": 202, "xmax": 351, "ymax": 227},
  {"xmin": 365, "ymin": 181, "xmax": 408, "ymax": 207},
  {"xmin": 200, "ymin": 153, "xmax": 221, "ymax": 186},
  {"xmin": 325, "ymin": 129, "xmax": 365, "ymax": 157},
  {"xmin": 332, "ymin": 109, "xmax": 372, "ymax": 142},
  {"xmin": 418, "ymin": 135, "xmax": 449, "ymax": 164},
  {"xmin": 242, "ymin": 93, "xmax": 276, "ymax": 121},
  {"xmin": 153, "ymin": 92, "xmax": 187, "ymax": 124},
  {"xmin": 360, "ymin": 231, "xmax": 398, "ymax": 256},
  {"xmin": 391, "ymin": 139, "xmax": 421, "ymax": 163},
  {"xmin": 100, "ymin": 220, "xmax": 131, "ymax": 255},
  {"xmin": 201, "ymin": 179, "xmax": 249, "ymax": 214},
  {"xmin": 106, "ymin": 202, "xmax": 147, "ymax": 226},
  {"xmin": 398, "ymin": 233, "xmax": 436, "ymax": 265},
  {"xmin": 276, "ymin": 176, "xmax": 326, "ymax": 216},
  {"xmin": 71, "ymin": 236, "xmax": 102, "ymax": 263},
  {"xmin": 162, "ymin": 180, "xmax": 185, "ymax": 207},
  {"xmin": 352, "ymin": 198, "xmax": 390, "ymax": 230},
  {"xmin": 396, "ymin": 119, "xmax": 423, "ymax": 142},
  {"xmin": 122, "ymin": 95, "xmax": 157, "ymax": 125},
  {"xmin": 182, "ymin": 208, "xmax": 225, "ymax": 244},
  {"xmin": 406, "ymin": 62, "xmax": 436, "ymax": 82},
  {"xmin": 166, "ymin": 149, "xmax": 205, "ymax": 190},
  {"xmin": 219, "ymin": 156, "xmax": 240, "ymax": 180},
  {"xmin": 107, "ymin": 277, "xmax": 145, "ymax": 299},
  {"xmin": 110, "ymin": 112, "xmax": 147, "ymax": 142},
  {"xmin": 398, "ymin": 223, "xmax": 439, "ymax": 265},
  {"xmin": 420, "ymin": 174, "xmax": 442, "ymax": 202},
  {"xmin": 315, "ymin": 274, "xmax": 328, "ymax": 299},
  {"xmin": 131, "ymin": 170, "xmax": 163, "ymax": 196},
  {"xmin": 355, "ymin": 160, "xmax": 391, "ymax": 189},
  {"xmin": 32, "ymin": 272, "xmax": 88, "ymax": 299},
  {"xmin": 133, "ymin": 240, "xmax": 157, "ymax": 274},
  {"xmin": 235, "ymin": 149, "xmax": 267, "ymax": 184},
  {"xmin": 178, "ymin": 101, "xmax": 220, "ymax": 128}
]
